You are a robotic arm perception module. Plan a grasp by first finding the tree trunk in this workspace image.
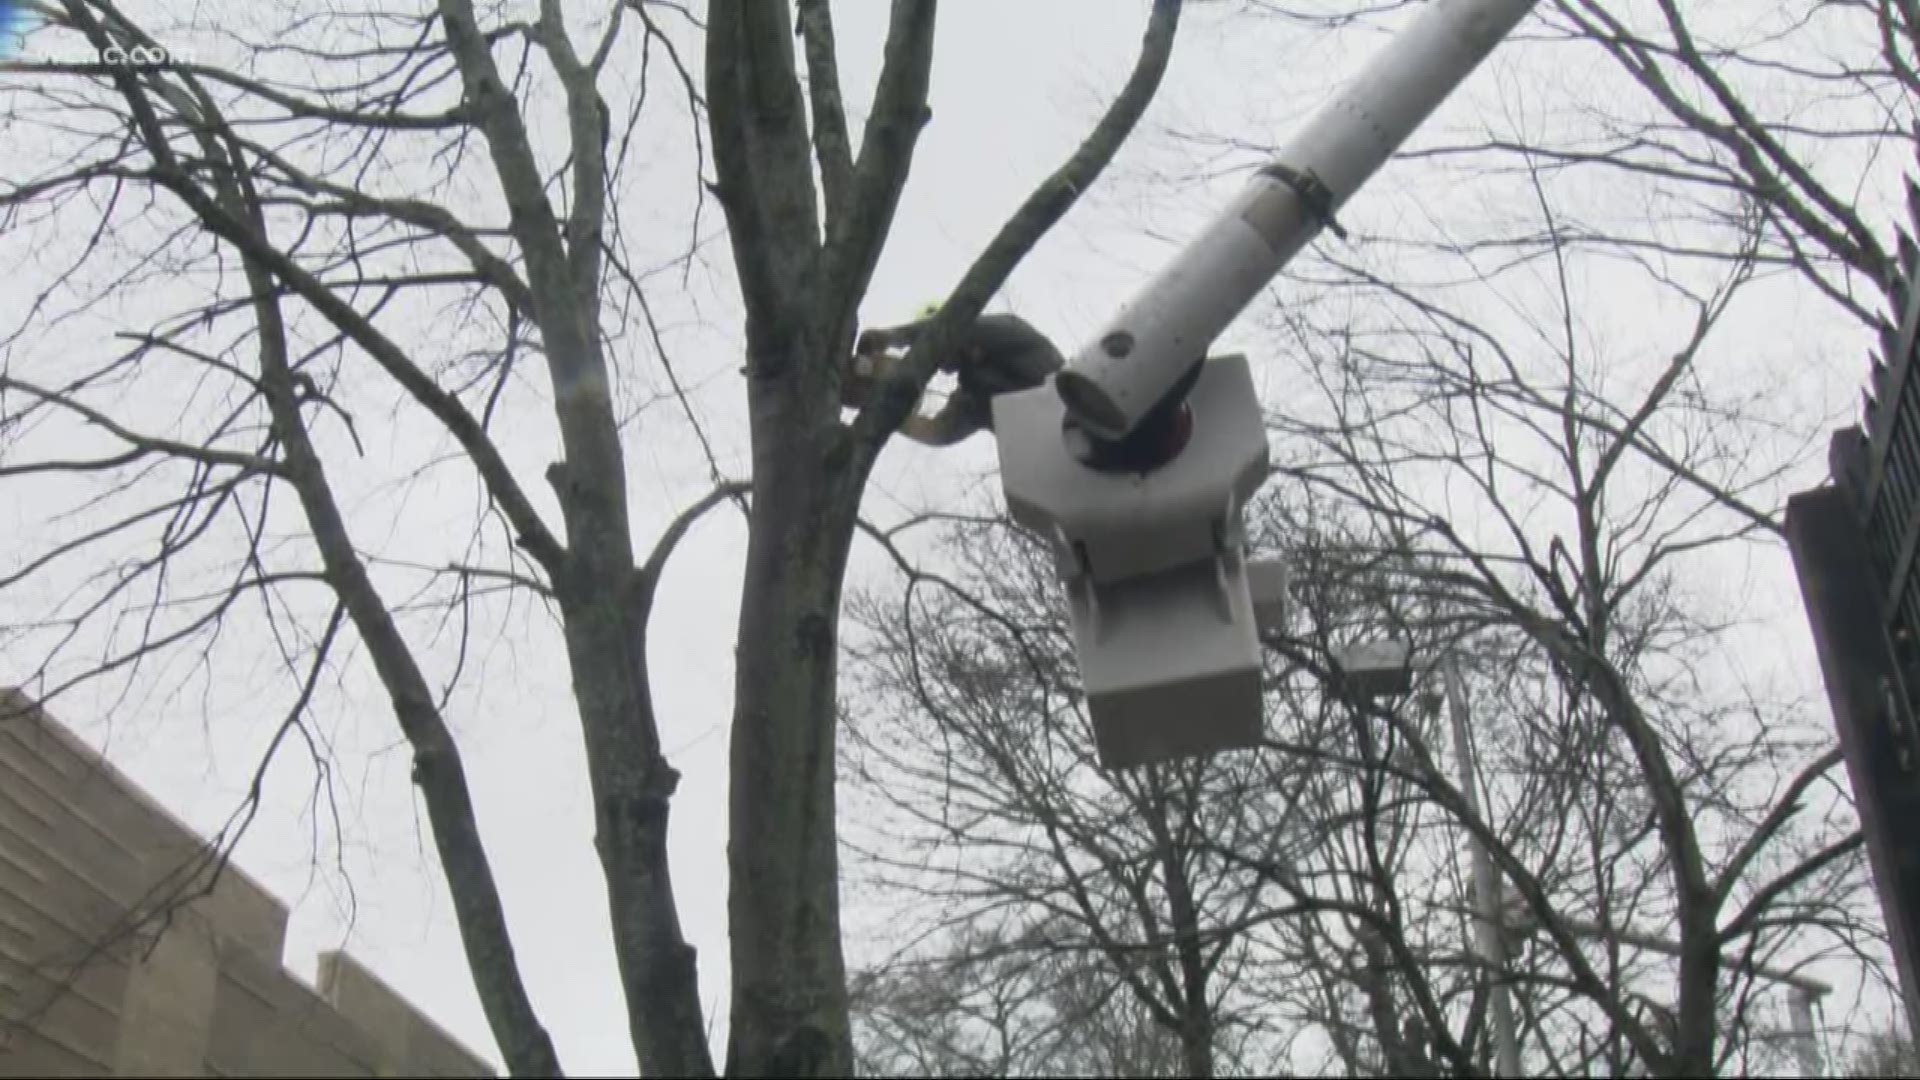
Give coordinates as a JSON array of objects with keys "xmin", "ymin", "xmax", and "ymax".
[
  {"xmin": 724, "ymin": 406, "xmax": 862, "ymax": 1077},
  {"xmin": 1148, "ymin": 795, "xmax": 1215, "ymax": 1079},
  {"xmin": 553, "ymin": 578, "xmax": 714, "ymax": 1076},
  {"xmin": 1178, "ymin": 1023, "xmax": 1213, "ymax": 1080},
  {"xmin": 704, "ymin": 2, "xmax": 1184, "ymax": 1072}
]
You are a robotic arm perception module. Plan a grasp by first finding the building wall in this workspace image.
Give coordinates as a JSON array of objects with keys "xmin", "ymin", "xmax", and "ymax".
[{"xmin": 0, "ymin": 689, "xmax": 495, "ymax": 1078}]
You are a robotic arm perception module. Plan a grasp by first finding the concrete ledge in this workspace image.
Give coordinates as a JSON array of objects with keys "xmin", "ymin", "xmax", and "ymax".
[{"xmin": 0, "ymin": 688, "xmax": 497, "ymax": 1078}]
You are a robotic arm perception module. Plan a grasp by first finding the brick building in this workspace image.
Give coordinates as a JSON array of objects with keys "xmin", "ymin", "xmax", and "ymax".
[{"xmin": 0, "ymin": 688, "xmax": 495, "ymax": 1077}]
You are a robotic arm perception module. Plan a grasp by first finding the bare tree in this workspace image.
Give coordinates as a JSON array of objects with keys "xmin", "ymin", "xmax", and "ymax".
[
  {"xmin": 1256, "ymin": 173, "xmax": 1877, "ymax": 1074},
  {"xmin": 842, "ymin": 516, "xmax": 1301, "ymax": 1078},
  {"xmin": 1178, "ymin": 3, "xmax": 1919, "ymax": 1069},
  {"xmin": 1232, "ymin": 0, "xmax": 1913, "ymax": 330},
  {"xmin": 842, "ymin": 169, "xmax": 1885, "ymax": 1074},
  {"xmin": 1846, "ymin": 1024, "xmax": 1920, "ymax": 1077},
  {"xmin": 0, "ymin": 1, "xmax": 1184, "ymax": 1074},
  {"xmin": 848, "ymin": 922, "xmax": 1194, "ymax": 1077},
  {"xmin": 1537, "ymin": 0, "xmax": 1913, "ymax": 327}
]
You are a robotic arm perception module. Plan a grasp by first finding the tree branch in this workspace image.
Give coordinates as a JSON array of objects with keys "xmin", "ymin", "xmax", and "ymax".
[
  {"xmin": 795, "ymin": 0, "xmax": 855, "ymax": 227},
  {"xmin": 816, "ymin": 0, "xmax": 936, "ymax": 336},
  {"xmin": 635, "ymin": 480, "xmax": 752, "ymax": 615},
  {"xmin": 852, "ymin": 0, "xmax": 1184, "ymax": 451}
]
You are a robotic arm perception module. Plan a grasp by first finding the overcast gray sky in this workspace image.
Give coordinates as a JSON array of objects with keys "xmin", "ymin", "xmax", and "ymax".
[{"xmin": 0, "ymin": 1, "xmax": 1890, "ymax": 1074}]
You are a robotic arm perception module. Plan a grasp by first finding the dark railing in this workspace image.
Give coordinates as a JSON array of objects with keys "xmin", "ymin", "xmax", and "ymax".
[
  {"xmin": 1832, "ymin": 176, "xmax": 1920, "ymax": 748},
  {"xmin": 1793, "ymin": 157, "xmax": 1920, "ymax": 1040}
]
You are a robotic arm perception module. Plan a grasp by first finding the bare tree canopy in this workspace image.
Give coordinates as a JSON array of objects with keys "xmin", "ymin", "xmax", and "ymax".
[
  {"xmin": 839, "ymin": 1, "xmax": 1920, "ymax": 1075},
  {"xmin": 0, "ymin": 0, "xmax": 1182, "ymax": 1075}
]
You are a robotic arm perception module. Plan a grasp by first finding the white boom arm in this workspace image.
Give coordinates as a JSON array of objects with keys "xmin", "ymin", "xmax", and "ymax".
[
  {"xmin": 1055, "ymin": 0, "xmax": 1540, "ymax": 440},
  {"xmin": 991, "ymin": 0, "xmax": 1538, "ymax": 771}
]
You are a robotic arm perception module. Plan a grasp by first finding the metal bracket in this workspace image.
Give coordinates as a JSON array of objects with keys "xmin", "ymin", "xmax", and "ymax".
[{"xmin": 1259, "ymin": 162, "xmax": 1348, "ymax": 240}]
